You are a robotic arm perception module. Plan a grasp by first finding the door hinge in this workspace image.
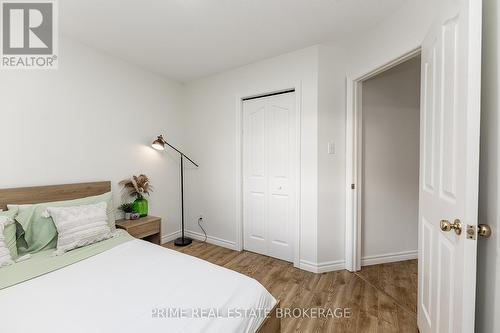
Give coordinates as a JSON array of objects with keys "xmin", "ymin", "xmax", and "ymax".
[{"xmin": 351, "ymin": 184, "xmax": 355, "ymax": 190}]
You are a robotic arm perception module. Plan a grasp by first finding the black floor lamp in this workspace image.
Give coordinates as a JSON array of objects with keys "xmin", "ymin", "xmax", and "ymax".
[{"xmin": 152, "ymin": 135, "xmax": 199, "ymax": 246}]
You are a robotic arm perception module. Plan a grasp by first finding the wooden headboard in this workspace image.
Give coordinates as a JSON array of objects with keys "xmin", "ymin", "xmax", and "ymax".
[{"xmin": 0, "ymin": 181, "xmax": 111, "ymax": 210}]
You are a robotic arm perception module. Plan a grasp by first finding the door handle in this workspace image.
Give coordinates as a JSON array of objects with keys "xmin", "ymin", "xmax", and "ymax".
[
  {"xmin": 440, "ymin": 219, "xmax": 462, "ymax": 235},
  {"xmin": 478, "ymin": 224, "xmax": 492, "ymax": 238}
]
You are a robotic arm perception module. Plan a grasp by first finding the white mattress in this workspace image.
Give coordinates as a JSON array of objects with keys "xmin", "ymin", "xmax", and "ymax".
[{"xmin": 1, "ymin": 239, "xmax": 276, "ymax": 333}]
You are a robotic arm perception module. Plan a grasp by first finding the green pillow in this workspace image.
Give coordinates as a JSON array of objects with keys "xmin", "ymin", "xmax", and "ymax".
[
  {"xmin": 16, "ymin": 192, "xmax": 115, "ymax": 255},
  {"xmin": 0, "ymin": 207, "xmax": 19, "ymax": 259}
]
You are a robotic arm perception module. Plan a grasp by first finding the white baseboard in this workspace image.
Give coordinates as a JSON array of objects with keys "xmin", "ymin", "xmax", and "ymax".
[
  {"xmin": 299, "ymin": 259, "xmax": 345, "ymax": 273},
  {"xmin": 361, "ymin": 250, "xmax": 418, "ymax": 266},
  {"xmin": 185, "ymin": 230, "xmax": 238, "ymax": 251},
  {"xmin": 164, "ymin": 230, "xmax": 346, "ymax": 274},
  {"xmin": 161, "ymin": 230, "xmax": 181, "ymax": 244}
]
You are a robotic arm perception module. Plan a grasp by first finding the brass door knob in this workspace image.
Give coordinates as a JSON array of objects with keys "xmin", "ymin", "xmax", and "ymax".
[
  {"xmin": 440, "ymin": 219, "xmax": 462, "ymax": 235},
  {"xmin": 478, "ymin": 224, "xmax": 492, "ymax": 238}
]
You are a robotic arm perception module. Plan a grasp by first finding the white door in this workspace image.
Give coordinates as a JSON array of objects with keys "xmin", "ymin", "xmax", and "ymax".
[
  {"xmin": 243, "ymin": 92, "xmax": 296, "ymax": 262},
  {"xmin": 418, "ymin": 0, "xmax": 482, "ymax": 332}
]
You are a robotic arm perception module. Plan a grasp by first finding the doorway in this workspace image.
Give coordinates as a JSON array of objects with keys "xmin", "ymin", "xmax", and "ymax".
[
  {"xmin": 241, "ymin": 91, "xmax": 298, "ymax": 262},
  {"xmin": 345, "ymin": 48, "xmax": 422, "ymax": 272},
  {"xmin": 353, "ymin": 55, "xmax": 422, "ymax": 317},
  {"xmin": 345, "ymin": 51, "xmax": 422, "ymax": 315},
  {"xmin": 360, "ymin": 56, "xmax": 421, "ymax": 267},
  {"xmin": 346, "ymin": 2, "xmax": 482, "ymax": 331}
]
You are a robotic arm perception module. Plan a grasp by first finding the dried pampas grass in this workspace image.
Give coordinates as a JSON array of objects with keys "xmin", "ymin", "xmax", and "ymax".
[{"xmin": 119, "ymin": 174, "xmax": 153, "ymax": 199}]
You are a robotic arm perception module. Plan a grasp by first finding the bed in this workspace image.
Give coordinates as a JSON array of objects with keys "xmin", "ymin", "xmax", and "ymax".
[{"xmin": 0, "ymin": 182, "xmax": 280, "ymax": 333}]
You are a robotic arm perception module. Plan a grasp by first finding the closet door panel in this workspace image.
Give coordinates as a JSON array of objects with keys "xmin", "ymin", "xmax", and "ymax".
[
  {"xmin": 243, "ymin": 92, "xmax": 296, "ymax": 262},
  {"xmin": 243, "ymin": 99, "xmax": 268, "ymax": 254}
]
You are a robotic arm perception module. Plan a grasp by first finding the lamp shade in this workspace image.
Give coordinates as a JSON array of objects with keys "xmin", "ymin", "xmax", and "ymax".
[{"xmin": 151, "ymin": 136, "xmax": 165, "ymax": 150}]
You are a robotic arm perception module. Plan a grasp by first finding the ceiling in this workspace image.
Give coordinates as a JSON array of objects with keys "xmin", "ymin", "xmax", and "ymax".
[{"xmin": 60, "ymin": 0, "xmax": 407, "ymax": 82}]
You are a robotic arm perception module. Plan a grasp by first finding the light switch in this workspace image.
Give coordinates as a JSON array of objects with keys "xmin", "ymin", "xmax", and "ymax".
[{"xmin": 328, "ymin": 142, "xmax": 335, "ymax": 155}]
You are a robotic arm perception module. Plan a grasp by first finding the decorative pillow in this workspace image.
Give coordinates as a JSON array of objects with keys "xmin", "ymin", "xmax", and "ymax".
[
  {"xmin": 6, "ymin": 205, "xmax": 30, "ymax": 246},
  {"xmin": 46, "ymin": 202, "xmax": 113, "ymax": 254},
  {"xmin": 0, "ymin": 208, "xmax": 19, "ymax": 259},
  {"xmin": 0, "ymin": 216, "xmax": 15, "ymax": 267},
  {"xmin": 15, "ymin": 191, "xmax": 115, "ymax": 255}
]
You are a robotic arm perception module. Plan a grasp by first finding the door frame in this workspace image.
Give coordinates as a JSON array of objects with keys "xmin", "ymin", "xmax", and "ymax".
[
  {"xmin": 235, "ymin": 82, "xmax": 302, "ymax": 268},
  {"xmin": 345, "ymin": 48, "xmax": 421, "ymax": 272}
]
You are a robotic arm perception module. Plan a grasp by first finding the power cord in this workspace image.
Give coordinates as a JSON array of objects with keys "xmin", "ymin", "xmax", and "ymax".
[{"xmin": 198, "ymin": 217, "xmax": 207, "ymax": 242}]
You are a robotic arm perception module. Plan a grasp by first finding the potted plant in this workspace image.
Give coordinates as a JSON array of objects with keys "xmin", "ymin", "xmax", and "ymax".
[
  {"xmin": 119, "ymin": 203, "xmax": 135, "ymax": 220},
  {"xmin": 119, "ymin": 174, "xmax": 153, "ymax": 217}
]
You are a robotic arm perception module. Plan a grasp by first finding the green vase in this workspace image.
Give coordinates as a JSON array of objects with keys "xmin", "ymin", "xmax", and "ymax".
[{"xmin": 133, "ymin": 197, "xmax": 148, "ymax": 217}]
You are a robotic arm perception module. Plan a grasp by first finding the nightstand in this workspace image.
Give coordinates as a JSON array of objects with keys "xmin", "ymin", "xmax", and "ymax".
[{"xmin": 115, "ymin": 216, "xmax": 162, "ymax": 245}]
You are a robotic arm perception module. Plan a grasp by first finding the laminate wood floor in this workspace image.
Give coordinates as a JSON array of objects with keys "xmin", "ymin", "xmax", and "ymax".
[
  {"xmin": 356, "ymin": 260, "xmax": 418, "ymax": 315},
  {"xmin": 164, "ymin": 240, "xmax": 418, "ymax": 333}
]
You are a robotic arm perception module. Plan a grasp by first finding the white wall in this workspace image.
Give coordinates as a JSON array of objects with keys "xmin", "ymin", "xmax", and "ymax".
[
  {"xmin": 476, "ymin": 0, "xmax": 500, "ymax": 331},
  {"xmin": 0, "ymin": 37, "xmax": 186, "ymax": 240},
  {"xmin": 338, "ymin": 0, "xmax": 437, "ymax": 78},
  {"xmin": 183, "ymin": 46, "xmax": 319, "ymax": 266},
  {"xmin": 361, "ymin": 57, "xmax": 420, "ymax": 262},
  {"xmin": 316, "ymin": 44, "xmax": 348, "ymax": 266}
]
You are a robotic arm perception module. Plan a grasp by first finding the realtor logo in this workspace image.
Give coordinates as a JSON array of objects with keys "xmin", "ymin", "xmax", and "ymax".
[{"xmin": 1, "ymin": 0, "xmax": 58, "ymax": 69}]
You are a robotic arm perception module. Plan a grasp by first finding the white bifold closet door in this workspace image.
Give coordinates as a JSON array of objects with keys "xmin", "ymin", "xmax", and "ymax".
[{"xmin": 243, "ymin": 92, "xmax": 296, "ymax": 262}]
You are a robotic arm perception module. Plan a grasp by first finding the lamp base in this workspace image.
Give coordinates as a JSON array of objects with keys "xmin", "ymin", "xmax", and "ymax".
[{"xmin": 174, "ymin": 236, "xmax": 193, "ymax": 247}]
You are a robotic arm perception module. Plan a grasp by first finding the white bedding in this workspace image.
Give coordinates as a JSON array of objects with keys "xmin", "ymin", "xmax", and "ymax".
[{"xmin": 1, "ymin": 239, "xmax": 276, "ymax": 333}]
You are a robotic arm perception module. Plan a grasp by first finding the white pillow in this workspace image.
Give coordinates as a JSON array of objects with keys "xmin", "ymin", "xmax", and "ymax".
[
  {"xmin": 0, "ymin": 216, "xmax": 14, "ymax": 267},
  {"xmin": 46, "ymin": 202, "xmax": 112, "ymax": 254}
]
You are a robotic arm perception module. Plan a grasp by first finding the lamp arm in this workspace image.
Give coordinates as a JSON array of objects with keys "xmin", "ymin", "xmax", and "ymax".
[{"xmin": 161, "ymin": 138, "xmax": 199, "ymax": 167}]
